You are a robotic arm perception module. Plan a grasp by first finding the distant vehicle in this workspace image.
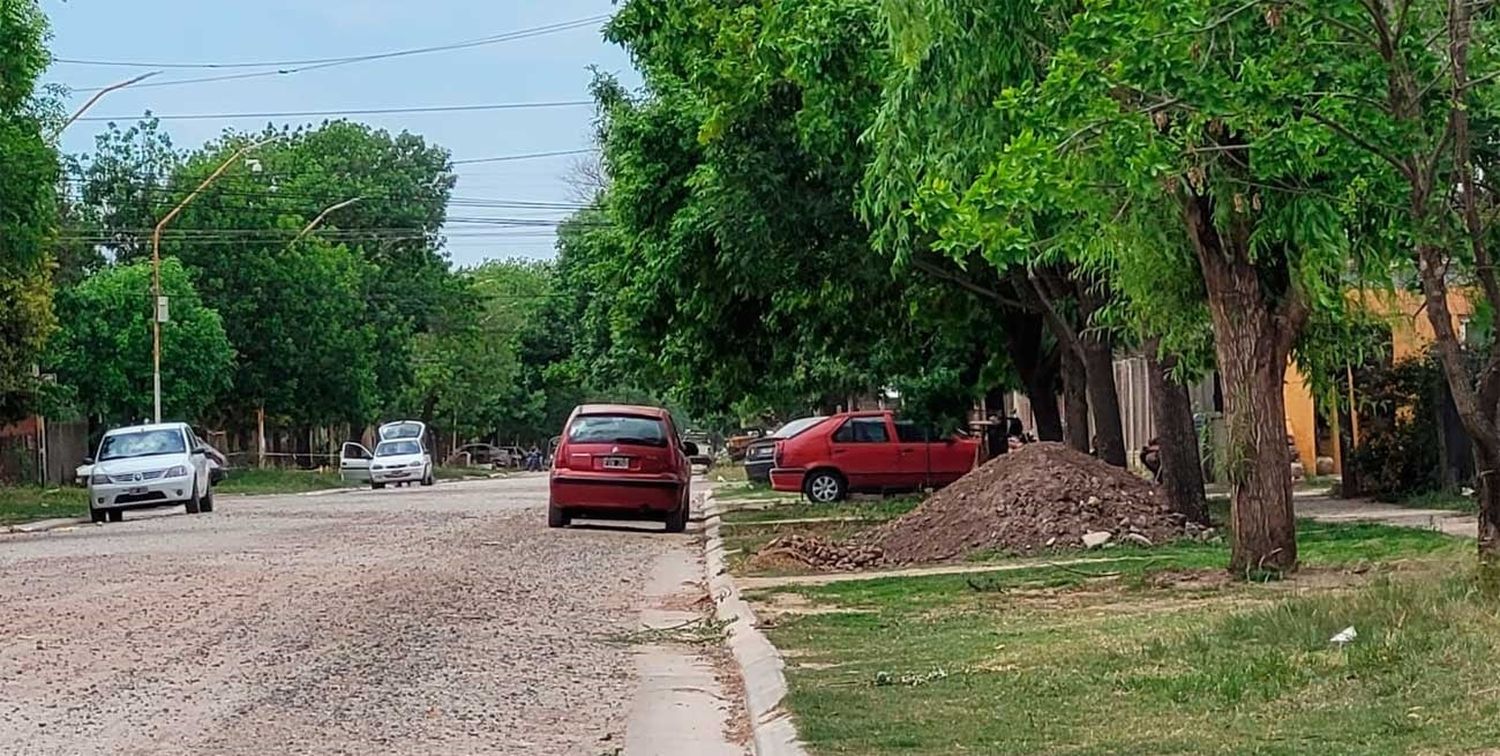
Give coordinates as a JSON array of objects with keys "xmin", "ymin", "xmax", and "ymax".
[
  {"xmin": 85, "ymin": 422, "xmax": 218, "ymax": 523},
  {"xmin": 769, "ymin": 411, "xmax": 980, "ymax": 503},
  {"xmin": 497, "ymin": 445, "xmax": 526, "ymax": 468},
  {"xmin": 548, "ymin": 404, "xmax": 696, "ymax": 532},
  {"xmin": 724, "ymin": 428, "xmax": 766, "ymax": 462},
  {"xmin": 744, "ymin": 416, "xmax": 828, "ymax": 484},
  {"xmin": 447, "ymin": 443, "xmax": 506, "ymax": 469},
  {"xmin": 339, "ymin": 421, "xmax": 435, "ymax": 489}
]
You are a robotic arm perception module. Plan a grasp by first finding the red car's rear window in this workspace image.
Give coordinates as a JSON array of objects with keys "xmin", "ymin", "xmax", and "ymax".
[{"xmin": 566, "ymin": 415, "xmax": 670, "ymax": 447}]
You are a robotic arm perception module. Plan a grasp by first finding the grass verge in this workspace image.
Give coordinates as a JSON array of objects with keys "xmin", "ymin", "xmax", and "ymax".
[
  {"xmin": 1398, "ymin": 488, "xmax": 1478, "ymax": 514},
  {"xmin": 215, "ymin": 468, "xmax": 356, "ymax": 495},
  {"xmin": 754, "ymin": 522, "xmax": 1484, "ymax": 755},
  {"xmin": 0, "ymin": 486, "xmax": 87, "ymax": 525}
]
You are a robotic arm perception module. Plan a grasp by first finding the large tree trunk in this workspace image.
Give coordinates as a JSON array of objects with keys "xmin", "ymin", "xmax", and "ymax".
[
  {"xmin": 1147, "ymin": 352, "xmax": 1209, "ymax": 525},
  {"xmin": 1081, "ymin": 339, "xmax": 1127, "ymax": 467},
  {"xmin": 1002, "ymin": 312, "xmax": 1064, "ymax": 442},
  {"xmin": 1188, "ymin": 193, "xmax": 1302, "ymax": 575},
  {"xmin": 1025, "ymin": 361, "xmax": 1064, "ymax": 442},
  {"xmin": 1060, "ymin": 348, "xmax": 1090, "ymax": 453}
]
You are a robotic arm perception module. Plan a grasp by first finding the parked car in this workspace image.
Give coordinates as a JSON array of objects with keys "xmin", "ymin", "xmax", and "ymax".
[
  {"xmin": 85, "ymin": 422, "xmax": 218, "ymax": 523},
  {"xmin": 548, "ymin": 404, "xmax": 697, "ymax": 532},
  {"xmin": 745, "ymin": 416, "xmax": 828, "ymax": 484},
  {"xmin": 769, "ymin": 411, "xmax": 980, "ymax": 503},
  {"xmin": 447, "ymin": 443, "xmax": 505, "ymax": 469},
  {"xmin": 725, "ymin": 428, "xmax": 766, "ymax": 462},
  {"xmin": 339, "ymin": 421, "xmax": 435, "ymax": 488}
]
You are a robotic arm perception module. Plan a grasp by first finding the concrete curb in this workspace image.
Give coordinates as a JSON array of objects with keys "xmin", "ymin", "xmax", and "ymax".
[{"xmin": 701, "ymin": 489, "xmax": 808, "ymax": 756}]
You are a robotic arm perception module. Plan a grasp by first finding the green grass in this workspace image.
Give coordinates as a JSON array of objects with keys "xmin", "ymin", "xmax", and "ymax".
[
  {"xmin": 756, "ymin": 522, "xmax": 1488, "ymax": 755},
  {"xmin": 0, "ymin": 486, "xmax": 88, "ymax": 525},
  {"xmin": 434, "ymin": 465, "xmax": 496, "ymax": 481},
  {"xmin": 214, "ymin": 468, "xmax": 356, "ymax": 495},
  {"xmin": 1398, "ymin": 489, "xmax": 1478, "ymax": 514}
]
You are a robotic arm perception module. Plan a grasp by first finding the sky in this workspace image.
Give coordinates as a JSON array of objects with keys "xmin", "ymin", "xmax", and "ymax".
[{"xmin": 43, "ymin": 0, "xmax": 639, "ymax": 265}]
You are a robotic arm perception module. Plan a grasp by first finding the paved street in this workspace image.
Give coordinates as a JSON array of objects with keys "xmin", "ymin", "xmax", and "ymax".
[{"xmin": 0, "ymin": 475, "xmax": 729, "ymax": 755}]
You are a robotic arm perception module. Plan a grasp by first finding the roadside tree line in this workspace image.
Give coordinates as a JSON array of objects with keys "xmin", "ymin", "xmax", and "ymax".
[{"xmin": 552, "ymin": 0, "xmax": 1500, "ymax": 579}]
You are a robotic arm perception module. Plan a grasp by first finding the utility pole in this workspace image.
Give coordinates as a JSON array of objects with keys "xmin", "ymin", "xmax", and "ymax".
[{"xmin": 150, "ymin": 136, "xmax": 281, "ymax": 422}]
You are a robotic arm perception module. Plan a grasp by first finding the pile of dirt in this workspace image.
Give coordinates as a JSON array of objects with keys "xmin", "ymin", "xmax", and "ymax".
[
  {"xmin": 870, "ymin": 442, "xmax": 1194, "ymax": 564},
  {"xmin": 746, "ymin": 534, "xmax": 884, "ymax": 572}
]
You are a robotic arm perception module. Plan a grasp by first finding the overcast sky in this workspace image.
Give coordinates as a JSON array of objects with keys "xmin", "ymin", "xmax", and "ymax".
[{"xmin": 44, "ymin": 0, "xmax": 638, "ymax": 265}]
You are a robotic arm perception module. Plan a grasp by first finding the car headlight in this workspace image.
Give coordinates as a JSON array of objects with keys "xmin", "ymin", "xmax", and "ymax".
[
  {"xmin": 165, "ymin": 465, "xmax": 188, "ymax": 478},
  {"xmin": 408, "ymin": 461, "xmax": 424, "ymax": 468},
  {"xmin": 90, "ymin": 472, "xmax": 110, "ymax": 485},
  {"xmin": 372, "ymin": 464, "xmax": 384, "ymax": 470}
]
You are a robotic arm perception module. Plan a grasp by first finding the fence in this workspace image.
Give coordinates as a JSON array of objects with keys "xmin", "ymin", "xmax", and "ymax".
[{"xmin": 0, "ymin": 417, "xmax": 90, "ymax": 486}]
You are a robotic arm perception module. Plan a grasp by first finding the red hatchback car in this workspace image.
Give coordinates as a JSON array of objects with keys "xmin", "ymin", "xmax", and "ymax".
[
  {"xmin": 769, "ymin": 411, "xmax": 980, "ymax": 503},
  {"xmin": 548, "ymin": 404, "xmax": 695, "ymax": 532}
]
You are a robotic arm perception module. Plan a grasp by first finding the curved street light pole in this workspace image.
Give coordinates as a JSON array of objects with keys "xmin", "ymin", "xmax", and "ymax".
[
  {"xmin": 48, "ymin": 72, "xmax": 160, "ymax": 142},
  {"xmin": 150, "ymin": 135, "xmax": 283, "ymax": 422}
]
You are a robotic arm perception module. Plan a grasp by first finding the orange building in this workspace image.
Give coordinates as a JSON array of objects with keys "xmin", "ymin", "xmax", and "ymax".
[{"xmin": 1283, "ymin": 290, "xmax": 1475, "ymax": 474}]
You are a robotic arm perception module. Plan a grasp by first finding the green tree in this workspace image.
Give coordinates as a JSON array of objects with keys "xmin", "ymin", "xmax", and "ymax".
[
  {"xmin": 0, "ymin": 0, "xmax": 58, "ymax": 420},
  {"xmin": 1286, "ymin": 0, "xmax": 1500, "ymax": 577},
  {"xmin": 157, "ymin": 122, "xmax": 453, "ymax": 431},
  {"xmin": 48, "ymin": 258, "xmax": 233, "ymax": 425},
  {"xmin": 586, "ymin": 0, "xmax": 1006, "ymax": 427},
  {"xmin": 903, "ymin": 1, "xmax": 1386, "ymax": 572}
]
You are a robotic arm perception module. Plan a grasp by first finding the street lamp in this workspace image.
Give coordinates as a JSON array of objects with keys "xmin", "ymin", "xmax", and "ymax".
[
  {"xmin": 149, "ymin": 135, "xmax": 283, "ymax": 422},
  {"xmin": 48, "ymin": 72, "xmax": 160, "ymax": 142},
  {"xmin": 292, "ymin": 196, "xmax": 363, "ymax": 245}
]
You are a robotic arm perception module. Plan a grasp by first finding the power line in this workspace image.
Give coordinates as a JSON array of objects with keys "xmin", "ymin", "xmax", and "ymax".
[
  {"xmin": 451, "ymin": 148, "xmax": 597, "ymax": 165},
  {"xmin": 56, "ymin": 14, "xmax": 611, "ymax": 70},
  {"xmin": 74, "ymin": 100, "xmax": 594, "ymax": 123},
  {"xmin": 63, "ymin": 16, "xmax": 610, "ymax": 93}
]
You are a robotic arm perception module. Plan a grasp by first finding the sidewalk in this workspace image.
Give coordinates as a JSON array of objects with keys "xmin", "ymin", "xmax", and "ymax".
[{"xmin": 1296, "ymin": 495, "xmax": 1476, "ymax": 538}]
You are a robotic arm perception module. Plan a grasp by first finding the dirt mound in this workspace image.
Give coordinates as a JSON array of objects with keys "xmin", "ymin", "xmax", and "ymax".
[
  {"xmin": 747, "ymin": 534, "xmax": 883, "ymax": 572},
  {"xmin": 871, "ymin": 442, "xmax": 1192, "ymax": 564}
]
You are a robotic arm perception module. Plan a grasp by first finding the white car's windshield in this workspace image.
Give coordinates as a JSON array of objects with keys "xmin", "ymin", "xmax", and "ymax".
[
  {"xmin": 98, "ymin": 429, "xmax": 186, "ymax": 461},
  {"xmin": 375, "ymin": 441, "xmax": 422, "ymax": 457}
]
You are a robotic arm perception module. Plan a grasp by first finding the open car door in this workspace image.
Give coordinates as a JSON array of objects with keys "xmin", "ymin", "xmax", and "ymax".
[{"xmin": 340, "ymin": 442, "xmax": 373, "ymax": 482}]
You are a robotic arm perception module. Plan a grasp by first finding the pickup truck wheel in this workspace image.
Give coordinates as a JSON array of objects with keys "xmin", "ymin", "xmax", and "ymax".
[
  {"xmin": 185, "ymin": 483, "xmax": 203, "ymax": 514},
  {"xmin": 805, "ymin": 471, "xmax": 846, "ymax": 504},
  {"xmin": 200, "ymin": 487, "xmax": 215, "ymax": 513},
  {"xmin": 421, "ymin": 467, "xmax": 435, "ymax": 487},
  {"xmin": 107, "ymin": 509, "xmax": 124, "ymax": 523},
  {"xmin": 372, "ymin": 482, "xmax": 386, "ymax": 490},
  {"xmin": 90, "ymin": 508, "xmax": 107, "ymax": 524}
]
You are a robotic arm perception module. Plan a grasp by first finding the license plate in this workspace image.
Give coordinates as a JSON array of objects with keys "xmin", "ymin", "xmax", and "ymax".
[
  {"xmin": 128, "ymin": 486, "xmax": 148, "ymax": 495},
  {"xmin": 602, "ymin": 457, "xmax": 630, "ymax": 470}
]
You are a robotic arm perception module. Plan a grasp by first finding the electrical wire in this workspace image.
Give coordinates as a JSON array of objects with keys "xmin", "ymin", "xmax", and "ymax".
[
  {"xmin": 73, "ymin": 100, "xmax": 594, "ymax": 123},
  {"xmin": 56, "ymin": 14, "xmax": 611, "ymax": 70},
  {"xmin": 63, "ymin": 16, "xmax": 609, "ymax": 92}
]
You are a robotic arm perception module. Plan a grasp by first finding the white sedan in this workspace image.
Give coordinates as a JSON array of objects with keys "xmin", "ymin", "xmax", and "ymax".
[
  {"xmin": 85, "ymin": 422, "xmax": 217, "ymax": 523},
  {"xmin": 367, "ymin": 439, "xmax": 434, "ymax": 489}
]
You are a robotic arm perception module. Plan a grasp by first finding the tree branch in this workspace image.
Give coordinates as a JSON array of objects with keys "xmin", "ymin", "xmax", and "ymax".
[
  {"xmin": 1302, "ymin": 110, "xmax": 1413, "ymax": 179},
  {"xmin": 910, "ymin": 258, "xmax": 1028, "ymax": 310}
]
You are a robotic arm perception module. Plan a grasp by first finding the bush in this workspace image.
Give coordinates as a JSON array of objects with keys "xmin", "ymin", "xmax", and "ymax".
[{"xmin": 1350, "ymin": 354, "xmax": 1444, "ymax": 500}]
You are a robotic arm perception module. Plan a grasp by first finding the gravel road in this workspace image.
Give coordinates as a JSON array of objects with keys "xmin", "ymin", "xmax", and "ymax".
[{"xmin": 0, "ymin": 475, "xmax": 693, "ymax": 755}]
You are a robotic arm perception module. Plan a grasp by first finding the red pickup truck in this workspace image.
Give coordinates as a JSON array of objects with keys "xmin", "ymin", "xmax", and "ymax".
[{"xmin": 769, "ymin": 411, "xmax": 980, "ymax": 503}]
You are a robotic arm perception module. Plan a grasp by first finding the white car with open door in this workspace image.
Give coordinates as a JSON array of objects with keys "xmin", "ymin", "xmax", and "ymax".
[
  {"xmin": 339, "ymin": 442, "xmax": 373, "ymax": 483},
  {"xmin": 340, "ymin": 421, "xmax": 435, "ymax": 489}
]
